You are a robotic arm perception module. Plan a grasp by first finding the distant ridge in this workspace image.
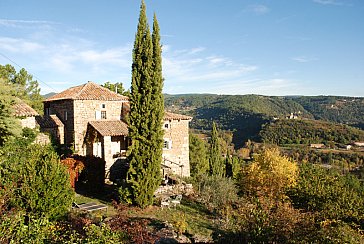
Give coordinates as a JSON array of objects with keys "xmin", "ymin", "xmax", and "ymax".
[{"xmin": 42, "ymin": 92, "xmax": 57, "ymax": 99}]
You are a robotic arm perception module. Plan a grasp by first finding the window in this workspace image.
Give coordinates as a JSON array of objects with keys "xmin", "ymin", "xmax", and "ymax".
[
  {"xmin": 163, "ymin": 139, "xmax": 172, "ymax": 150},
  {"xmin": 101, "ymin": 104, "xmax": 106, "ymax": 109},
  {"xmin": 64, "ymin": 111, "xmax": 68, "ymax": 121},
  {"xmin": 164, "ymin": 123, "xmax": 169, "ymax": 129},
  {"xmin": 95, "ymin": 111, "xmax": 101, "ymax": 120},
  {"xmin": 45, "ymin": 107, "xmax": 50, "ymax": 116},
  {"xmin": 101, "ymin": 111, "xmax": 107, "ymax": 119}
]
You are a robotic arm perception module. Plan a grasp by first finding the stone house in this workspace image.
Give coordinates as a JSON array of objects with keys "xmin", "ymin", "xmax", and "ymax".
[
  {"xmin": 42, "ymin": 81, "xmax": 191, "ymax": 178},
  {"xmin": 12, "ymin": 100, "xmax": 39, "ymax": 129}
]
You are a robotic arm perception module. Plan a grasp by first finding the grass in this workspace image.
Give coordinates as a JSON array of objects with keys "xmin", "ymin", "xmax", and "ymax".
[
  {"xmin": 131, "ymin": 196, "xmax": 216, "ymax": 238},
  {"xmin": 74, "ymin": 183, "xmax": 217, "ymax": 239}
]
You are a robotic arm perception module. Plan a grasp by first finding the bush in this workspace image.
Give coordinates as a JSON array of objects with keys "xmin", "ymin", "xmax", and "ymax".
[
  {"xmin": 288, "ymin": 163, "xmax": 364, "ymax": 227},
  {"xmin": 0, "ymin": 142, "xmax": 74, "ymax": 219},
  {"xmin": 195, "ymin": 175, "xmax": 238, "ymax": 218},
  {"xmin": 0, "ymin": 212, "xmax": 53, "ymax": 243}
]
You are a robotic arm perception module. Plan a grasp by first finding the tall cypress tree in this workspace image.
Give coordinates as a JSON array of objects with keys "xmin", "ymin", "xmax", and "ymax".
[
  {"xmin": 209, "ymin": 122, "xmax": 225, "ymax": 177},
  {"xmin": 150, "ymin": 13, "xmax": 164, "ymax": 191},
  {"xmin": 122, "ymin": 1, "xmax": 164, "ymax": 208}
]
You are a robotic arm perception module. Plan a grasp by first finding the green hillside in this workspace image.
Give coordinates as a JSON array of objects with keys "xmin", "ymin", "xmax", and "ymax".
[
  {"xmin": 260, "ymin": 119, "xmax": 364, "ymax": 146},
  {"xmin": 291, "ymin": 96, "xmax": 364, "ymax": 129},
  {"xmin": 165, "ymin": 94, "xmax": 364, "ymax": 147}
]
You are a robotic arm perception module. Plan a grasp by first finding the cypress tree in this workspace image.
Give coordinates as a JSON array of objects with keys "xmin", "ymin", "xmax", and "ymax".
[
  {"xmin": 123, "ymin": 1, "xmax": 164, "ymax": 208},
  {"xmin": 209, "ymin": 122, "xmax": 225, "ymax": 177},
  {"xmin": 189, "ymin": 133, "xmax": 209, "ymax": 177},
  {"xmin": 149, "ymin": 13, "xmax": 164, "ymax": 191}
]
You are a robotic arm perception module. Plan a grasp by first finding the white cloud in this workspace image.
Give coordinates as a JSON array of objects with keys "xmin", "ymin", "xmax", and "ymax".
[
  {"xmin": 312, "ymin": 0, "xmax": 348, "ymax": 6},
  {"xmin": 214, "ymin": 78, "xmax": 300, "ymax": 96},
  {"xmin": 162, "ymin": 46, "xmax": 258, "ymax": 94},
  {"xmin": 0, "ymin": 37, "xmax": 44, "ymax": 53},
  {"xmin": 291, "ymin": 56, "xmax": 317, "ymax": 63},
  {"xmin": 0, "ymin": 19, "xmax": 57, "ymax": 29},
  {"xmin": 245, "ymin": 4, "xmax": 270, "ymax": 15}
]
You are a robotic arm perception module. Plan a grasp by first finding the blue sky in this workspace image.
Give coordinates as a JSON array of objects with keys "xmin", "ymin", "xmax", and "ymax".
[{"xmin": 0, "ymin": 0, "xmax": 363, "ymax": 96}]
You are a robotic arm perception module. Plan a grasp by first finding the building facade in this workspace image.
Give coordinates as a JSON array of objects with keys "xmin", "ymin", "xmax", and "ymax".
[{"xmin": 42, "ymin": 81, "xmax": 191, "ymax": 178}]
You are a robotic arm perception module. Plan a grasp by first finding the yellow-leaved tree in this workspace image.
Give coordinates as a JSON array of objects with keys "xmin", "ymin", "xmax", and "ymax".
[{"xmin": 240, "ymin": 148, "xmax": 298, "ymax": 200}]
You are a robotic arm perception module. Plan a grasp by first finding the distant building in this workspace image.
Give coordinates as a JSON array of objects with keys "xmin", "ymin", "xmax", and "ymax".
[
  {"xmin": 353, "ymin": 142, "xmax": 364, "ymax": 147},
  {"xmin": 310, "ymin": 143, "xmax": 325, "ymax": 149},
  {"xmin": 286, "ymin": 112, "xmax": 299, "ymax": 119},
  {"xmin": 41, "ymin": 81, "xmax": 192, "ymax": 178}
]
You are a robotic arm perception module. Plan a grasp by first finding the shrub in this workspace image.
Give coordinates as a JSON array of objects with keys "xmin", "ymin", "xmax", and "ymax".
[
  {"xmin": 195, "ymin": 175, "xmax": 238, "ymax": 218},
  {"xmin": 0, "ymin": 142, "xmax": 74, "ymax": 219},
  {"xmin": 288, "ymin": 163, "xmax": 364, "ymax": 227}
]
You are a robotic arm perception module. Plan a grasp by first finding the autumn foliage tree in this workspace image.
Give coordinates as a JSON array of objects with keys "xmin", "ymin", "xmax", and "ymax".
[{"xmin": 239, "ymin": 148, "xmax": 298, "ymax": 200}]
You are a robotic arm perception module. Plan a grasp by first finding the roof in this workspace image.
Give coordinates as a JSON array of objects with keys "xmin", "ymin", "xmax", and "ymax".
[
  {"xmin": 89, "ymin": 120, "xmax": 129, "ymax": 136},
  {"xmin": 12, "ymin": 101, "xmax": 39, "ymax": 117},
  {"xmin": 36, "ymin": 115, "xmax": 64, "ymax": 128},
  {"xmin": 45, "ymin": 81, "xmax": 129, "ymax": 102},
  {"xmin": 164, "ymin": 111, "xmax": 192, "ymax": 121}
]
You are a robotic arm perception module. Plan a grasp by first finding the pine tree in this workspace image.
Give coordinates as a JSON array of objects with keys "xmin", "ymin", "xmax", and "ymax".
[
  {"xmin": 209, "ymin": 122, "xmax": 225, "ymax": 176},
  {"xmin": 122, "ymin": 1, "xmax": 164, "ymax": 208},
  {"xmin": 0, "ymin": 79, "xmax": 22, "ymax": 146}
]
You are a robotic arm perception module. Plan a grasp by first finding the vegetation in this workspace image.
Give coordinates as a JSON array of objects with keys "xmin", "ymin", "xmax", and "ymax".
[
  {"xmin": 0, "ymin": 64, "xmax": 43, "ymax": 113},
  {"xmin": 261, "ymin": 119, "xmax": 364, "ymax": 146},
  {"xmin": 0, "ymin": 80, "xmax": 22, "ymax": 146},
  {"xmin": 189, "ymin": 133, "xmax": 209, "ymax": 178},
  {"xmin": 288, "ymin": 163, "xmax": 364, "ymax": 227},
  {"xmin": 0, "ymin": 141, "xmax": 74, "ymax": 220},
  {"xmin": 239, "ymin": 148, "xmax": 298, "ymax": 200},
  {"xmin": 209, "ymin": 122, "xmax": 225, "ymax": 176},
  {"xmin": 291, "ymin": 96, "xmax": 364, "ymax": 129},
  {"xmin": 102, "ymin": 81, "xmax": 129, "ymax": 96},
  {"xmin": 165, "ymin": 94, "xmax": 364, "ymax": 147},
  {"xmin": 122, "ymin": 1, "xmax": 164, "ymax": 208}
]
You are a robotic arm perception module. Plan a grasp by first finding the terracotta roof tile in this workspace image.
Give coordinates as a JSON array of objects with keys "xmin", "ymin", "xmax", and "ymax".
[
  {"xmin": 164, "ymin": 112, "xmax": 192, "ymax": 121},
  {"xmin": 12, "ymin": 101, "xmax": 39, "ymax": 117},
  {"xmin": 36, "ymin": 115, "xmax": 64, "ymax": 128},
  {"xmin": 45, "ymin": 81, "xmax": 129, "ymax": 102},
  {"xmin": 89, "ymin": 120, "xmax": 128, "ymax": 136}
]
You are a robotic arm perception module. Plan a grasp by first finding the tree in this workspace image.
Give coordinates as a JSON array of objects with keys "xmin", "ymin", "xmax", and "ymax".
[
  {"xmin": 102, "ymin": 81, "xmax": 129, "ymax": 96},
  {"xmin": 0, "ymin": 142, "xmax": 74, "ymax": 219},
  {"xmin": 0, "ymin": 64, "xmax": 43, "ymax": 113},
  {"xmin": 0, "ymin": 79, "xmax": 22, "ymax": 146},
  {"xmin": 209, "ymin": 122, "xmax": 224, "ymax": 176},
  {"xmin": 189, "ymin": 133, "xmax": 209, "ymax": 177},
  {"xmin": 239, "ymin": 148, "xmax": 298, "ymax": 200},
  {"xmin": 288, "ymin": 163, "xmax": 364, "ymax": 227},
  {"xmin": 122, "ymin": 1, "xmax": 164, "ymax": 208}
]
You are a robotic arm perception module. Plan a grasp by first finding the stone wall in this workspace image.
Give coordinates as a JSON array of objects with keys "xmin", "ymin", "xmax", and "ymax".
[
  {"xmin": 20, "ymin": 116, "xmax": 37, "ymax": 129},
  {"xmin": 162, "ymin": 119, "xmax": 190, "ymax": 177},
  {"xmin": 71, "ymin": 100, "xmax": 126, "ymax": 155},
  {"xmin": 45, "ymin": 100, "xmax": 74, "ymax": 145}
]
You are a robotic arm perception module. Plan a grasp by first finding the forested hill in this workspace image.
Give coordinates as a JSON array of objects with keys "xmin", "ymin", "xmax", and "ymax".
[
  {"xmin": 290, "ymin": 96, "xmax": 364, "ymax": 129},
  {"xmin": 165, "ymin": 94, "xmax": 364, "ymax": 147}
]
